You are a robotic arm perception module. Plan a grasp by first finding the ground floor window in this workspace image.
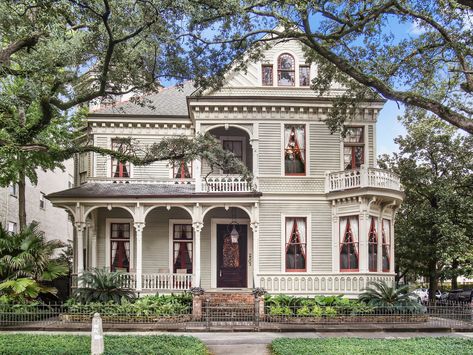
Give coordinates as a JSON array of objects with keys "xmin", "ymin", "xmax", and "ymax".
[
  {"xmin": 285, "ymin": 217, "xmax": 307, "ymax": 271},
  {"xmin": 340, "ymin": 216, "xmax": 359, "ymax": 271},
  {"xmin": 110, "ymin": 223, "xmax": 130, "ymax": 272},
  {"xmin": 173, "ymin": 224, "xmax": 193, "ymax": 274},
  {"xmin": 368, "ymin": 217, "xmax": 378, "ymax": 272},
  {"xmin": 382, "ymin": 219, "xmax": 391, "ymax": 272}
]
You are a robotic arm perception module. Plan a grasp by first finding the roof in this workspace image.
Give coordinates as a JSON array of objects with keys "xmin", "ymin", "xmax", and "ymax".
[
  {"xmin": 91, "ymin": 81, "xmax": 197, "ymax": 116},
  {"xmin": 46, "ymin": 183, "xmax": 261, "ymax": 199}
]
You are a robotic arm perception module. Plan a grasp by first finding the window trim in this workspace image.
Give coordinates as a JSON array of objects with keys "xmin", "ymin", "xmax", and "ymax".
[
  {"xmin": 261, "ymin": 64, "xmax": 274, "ymax": 86},
  {"xmin": 220, "ymin": 135, "xmax": 247, "ymax": 174},
  {"xmin": 382, "ymin": 218, "xmax": 391, "ymax": 272},
  {"xmin": 105, "ymin": 218, "xmax": 134, "ymax": 272},
  {"xmin": 39, "ymin": 192, "xmax": 46, "ymax": 210},
  {"xmin": 342, "ymin": 126, "xmax": 365, "ymax": 171},
  {"xmin": 110, "ymin": 138, "xmax": 132, "ymax": 178},
  {"xmin": 169, "ymin": 219, "xmax": 193, "ymax": 274},
  {"xmin": 283, "ymin": 124, "xmax": 307, "ymax": 176},
  {"xmin": 277, "ymin": 53, "xmax": 296, "ymax": 87},
  {"xmin": 299, "ymin": 65, "xmax": 310, "ymax": 86},
  {"xmin": 9, "ymin": 183, "xmax": 17, "ymax": 197},
  {"xmin": 339, "ymin": 215, "xmax": 360, "ymax": 272},
  {"xmin": 281, "ymin": 214, "xmax": 311, "ymax": 273}
]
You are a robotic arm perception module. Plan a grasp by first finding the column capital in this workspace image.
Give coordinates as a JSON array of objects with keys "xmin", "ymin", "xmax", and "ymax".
[
  {"xmin": 192, "ymin": 222, "xmax": 203, "ymax": 233},
  {"xmin": 75, "ymin": 222, "xmax": 86, "ymax": 232},
  {"xmin": 133, "ymin": 222, "xmax": 146, "ymax": 233},
  {"xmin": 250, "ymin": 222, "xmax": 259, "ymax": 233}
]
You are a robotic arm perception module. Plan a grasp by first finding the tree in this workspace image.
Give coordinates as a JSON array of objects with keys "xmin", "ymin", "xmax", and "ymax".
[
  {"xmin": 379, "ymin": 112, "xmax": 473, "ymax": 300},
  {"xmin": 0, "ymin": 0, "xmax": 252, "ymax": 230},
  {"xmin": 199, "ymin": 0, "xmax": 473, "ymax": 133}
]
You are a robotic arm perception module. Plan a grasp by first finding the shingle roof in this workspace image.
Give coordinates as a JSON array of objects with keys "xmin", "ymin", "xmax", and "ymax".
[
  {"xmin": 46, "ymin": 183, "xmax": 261, "ymax": 199},
  {"xmin": 92, "ymin": 81, "xmax": 196, "ymax": 116}
]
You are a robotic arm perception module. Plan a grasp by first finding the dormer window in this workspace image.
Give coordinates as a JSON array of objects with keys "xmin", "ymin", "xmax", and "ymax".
[{"xmin": 278, "ymin": 53, "xmax": 295, "ymax": 86}]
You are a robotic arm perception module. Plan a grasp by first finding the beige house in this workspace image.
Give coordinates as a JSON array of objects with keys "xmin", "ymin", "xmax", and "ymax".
[{"xmin": 48, "ymin": 40, "xmax": 403, "ymax": 297}]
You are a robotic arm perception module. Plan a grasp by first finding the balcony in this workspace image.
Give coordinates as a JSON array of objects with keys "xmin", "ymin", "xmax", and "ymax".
[
  {"xmin": 325, "ymin": 166, "xmax": 402, "ymax": 193},
  {"xmin": 86, "ymin": 176, "xmax": 255, "ymax": 193}
]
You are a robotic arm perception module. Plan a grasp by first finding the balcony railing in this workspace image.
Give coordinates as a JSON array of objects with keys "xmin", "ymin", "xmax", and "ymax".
[
  {"xmin": 86, "ymin": 176, "xmax": 254, "ymax": 193},
  {"xmin": 72, "ymin": 272, "xmax": 193, "ymax": 291},
  {"xmin": 326, "ymin": 166, "xmax": 401, "ymax": 193}
]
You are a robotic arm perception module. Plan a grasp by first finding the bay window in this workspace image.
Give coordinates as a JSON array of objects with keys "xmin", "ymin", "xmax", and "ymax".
[
  {"xmin": 284, "ymin": 125, "xmax": 306, "ymax": 175},
  {"xmin": 340, "ymin": 216, "xmax": 359, "ymax": 271},
  {"xmin": 285, "ymin": 217, "xmax": 307, "ymax": 272}
]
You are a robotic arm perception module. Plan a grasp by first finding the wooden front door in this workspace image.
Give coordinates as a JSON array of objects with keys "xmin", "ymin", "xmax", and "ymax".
[{"xmin": 217, "ymin": 224, "xmax": 247, "ymax": 288}]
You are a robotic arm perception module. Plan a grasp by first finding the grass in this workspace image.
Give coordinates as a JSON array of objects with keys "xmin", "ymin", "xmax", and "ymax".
[
  {"xmin": 0, "ymin": 334, "xmax": 208, "ymax": 355},
  {"xmin": 270, "ymin": 337, "xmax": 473, "ymax": 355}
]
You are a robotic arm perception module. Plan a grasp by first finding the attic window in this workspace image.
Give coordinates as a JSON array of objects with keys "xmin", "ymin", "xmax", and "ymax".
[
  {"xmin": 262, "ymin": 65, "xmax": 273, "ymax": 86},
  {"xmin": 299, "ymin": 65, "xmax": 310, "ymax": 86},
  {"xmin": 277, "ymin": 53, "xmax": 295, "ymax": 86}
]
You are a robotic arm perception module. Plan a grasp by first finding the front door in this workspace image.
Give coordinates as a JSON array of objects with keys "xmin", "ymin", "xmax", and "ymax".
[{"xmin": 217, "ymin": 224, "xmax": 247, "ymax": 288}]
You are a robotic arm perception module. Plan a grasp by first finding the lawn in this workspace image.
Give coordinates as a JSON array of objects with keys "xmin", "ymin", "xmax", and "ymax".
[
  {"xmin": 0, "ymin": 334, "xmax": 208, "ymax": 355},
  {"xmin": 270, "ymin": 337, "xmax": 473, "ymax": 355}
]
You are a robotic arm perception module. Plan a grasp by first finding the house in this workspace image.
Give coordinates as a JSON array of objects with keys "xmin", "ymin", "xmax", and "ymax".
[
  {"xmin": 1, "ymin": 161, "xmax": 74, "ymax": 245},
  {"xmin": 47, "ymin": 40, "xmax": 403, "ymax": 297}
]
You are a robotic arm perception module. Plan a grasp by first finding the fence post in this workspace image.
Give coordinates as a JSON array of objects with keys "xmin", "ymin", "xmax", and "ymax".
[
  {"xmin": 205, "ymin": 300, "xmax": 210, "ymax": 331},
  {"xmin": 254, "ymin": 298, "xmax": 260, "ymax": 331},
  {"xmin": 91, "ymin": 313, "xmax": 104, "ymax": 355}
]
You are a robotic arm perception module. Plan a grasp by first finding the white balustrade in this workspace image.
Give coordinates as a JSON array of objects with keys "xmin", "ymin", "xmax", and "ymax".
[
  {"xmin": 326, "ymin": 167, "xmax": 401, "ymax": 193},
  {"xmin": 87, "ymin": 177, "xmax": 194, "ymax": 185},
  {"xmin": 257, "ymin": 273, "xmax": 394, "ymax": 295},
  {"xmin": 141, "ymin": 273, "xmax": 193, "ymax": 291},
  {"xmin": 202, "ymin": 176, "xmax": 253, "ymax": 193}
]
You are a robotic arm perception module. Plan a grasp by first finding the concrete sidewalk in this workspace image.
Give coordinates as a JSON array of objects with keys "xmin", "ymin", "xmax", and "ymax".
[{"xmin": 2, "ymin": 330, "xmax": 473, "ymax": 355}]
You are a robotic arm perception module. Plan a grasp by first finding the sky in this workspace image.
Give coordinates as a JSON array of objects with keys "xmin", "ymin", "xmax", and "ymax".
[{"xmin": 376, "ymin": 101, "xmax": 406, "ymax": 156}]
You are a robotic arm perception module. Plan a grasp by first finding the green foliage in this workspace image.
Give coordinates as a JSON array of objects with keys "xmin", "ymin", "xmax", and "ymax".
[
  {"xmin": 73, "ymin": 268, "xmax": 136, "ymax": 304},
  {"xmin": 379, "ymin": 115, "xmax": 473, "ymax": 295},
  {"xmin": 65, "ymin": 293, "xmax": 192, "ymax": 316},
  {"xmin": 270, "ymin": 337, "xmax": 473, "ymax": 355},
  {"xmin": 359, "ymin": 281, "xmax": 423, "ymax": 314},
  {"xmin": 0, "ymin": 334, "xmax": 208, "ymax": 355},
  {"xmin": 0, "ymin": 278, "xmax": 41, "ymax": 303},
  {"xmin": 268, "ymin": 305, "xmax": 292, "ymax": 316}
]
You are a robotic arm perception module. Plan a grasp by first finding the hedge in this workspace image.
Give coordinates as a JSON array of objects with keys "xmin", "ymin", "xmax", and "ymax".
[{"xmin": 0, "ymin": 334, "xmax": 208, "ymax": 355}]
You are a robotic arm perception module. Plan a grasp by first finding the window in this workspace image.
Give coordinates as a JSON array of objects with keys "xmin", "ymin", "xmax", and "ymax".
[
  {"xmin": 7, "ymin": 222, "xmax": 17, "ymax": 234},
  {"xmin": 382, "ymin": 219, "xmax": 391, "ymax": 272},
  {"xmin": 221, "ymin": 137, "xmax": 246, "ymax": 174},
  {"xmin": 343, "ymin": 127, "xmax": 364, "ymax": 170},
  {"xmin": 110, "ymin": 223, "xmax": 130, "ymax": 272},
  {"xmin": 39, "ymin": 193, "xmax": 45, "ymax": 209},
  {"xmin": 284, "ymin": 125, "xmax": 306, "ymax": 175},
  {"xmin": 111, "ymin": 139, "xmax": 130, "ymax": 178},
  {"xmin": 9, "ymin": 183, "xmax": 17, "ymax": 197},
  {"xmin": 262, "ymin": 64, "xmax": 273, "ymax": 86},
  {"xmin": 277, "ymin": 53, "xmax": 295, "ymax": 86},
  {"xmin": 368, "ymin": 217, "xmax": 378, "ymax": 272},
  {"xmin": 339, "ymin": 216, "xmax": 359, "ymax": 271},
  {"xmin": 172, "ymin": 224, "xmax": 193, "ymax": 274},
  {"xmin": 285, "ymin": 217, "xmax": 307, "ymax": 271},
  {"xmin": 299, "ymin": 65, "xmax": 310, "ymax": 86},
  {"xmin": 173, "ymin": 160, "xmax": 192, "ymax": 179}
]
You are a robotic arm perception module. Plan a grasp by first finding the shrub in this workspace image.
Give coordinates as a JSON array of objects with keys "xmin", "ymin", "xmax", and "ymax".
[
  {"xmin": 269, "ymin": 305, "xmax": 292, "ymax": 316},
  {"xmin": 73, "ymin": 268, "xmax": 136, "ymax": 304},
  {"xmin": 323, "ymin": 306, "xmax": 337, "ymax": 317},
  {"xmin": 296, "ymin": 305, "xmax": 311, "ymax": 316}
]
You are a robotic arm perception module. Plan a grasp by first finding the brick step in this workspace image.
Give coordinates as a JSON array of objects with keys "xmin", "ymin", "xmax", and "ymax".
[{"xmin": 203, "ymin": 291, "xmax": 255, "ymax": 307}]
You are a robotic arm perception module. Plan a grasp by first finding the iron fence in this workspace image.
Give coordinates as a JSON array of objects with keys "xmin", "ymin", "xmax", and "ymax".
[{"xmin": 0, "ymin": 301, "xmax": 472, "ymax": 330}]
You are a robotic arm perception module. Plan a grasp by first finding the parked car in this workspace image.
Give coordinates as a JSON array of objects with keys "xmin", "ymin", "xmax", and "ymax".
[
  {"xmin": 447, "ymin": 289, "xmax": 473, "ymax": 303},
  {"xmin": 412, "ymin": 288, "xmax": 429, "ymax": 303}
]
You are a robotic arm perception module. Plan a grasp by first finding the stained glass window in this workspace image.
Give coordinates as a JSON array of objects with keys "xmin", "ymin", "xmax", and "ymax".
[
  {"xmin": 262, "ymin": 65, "xmax": 273, "ymax": 86},
  {"xmin": 278, "ymin": 54, "xmax": 295, "ymax": 86},
  {"xmin": 299, "ymin": 65, "xmax": 310, "ymax": 86},
  {"xmin": 173, "ymin": 224, "xmax": 193, "ymax": 274},
  {"xmin": 285, "ymin": 217, "xmax": 307, "ymax": 271}
]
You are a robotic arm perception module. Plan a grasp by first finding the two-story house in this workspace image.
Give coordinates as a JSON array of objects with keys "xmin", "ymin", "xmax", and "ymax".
[{"xmin": 48, "ymin": 40, "xmax": 403, "ymax": 297}]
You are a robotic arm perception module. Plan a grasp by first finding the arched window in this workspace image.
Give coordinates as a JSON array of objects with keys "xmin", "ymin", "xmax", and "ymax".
[
  {"xmin": 340, "ymin": 216, "xmax": 359, "ymax": 271},
  {"xmin": 368, "ymin": 217, "xmax": 378, "ymax": 272},
  {"xmin": 382, "ymin": 219, "xmax": 391, "ymax": 272},
  {"xmin": 277, "ymin": 53, "xmax": 295, "ymax": 86}
]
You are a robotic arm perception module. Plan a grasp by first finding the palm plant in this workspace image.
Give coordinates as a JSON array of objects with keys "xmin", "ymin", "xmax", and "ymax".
[
  {"xmin": 74, "ymin": 268, "xmax": 136, "ymax": 304},
  {"xmin": 359, "ymin": 280, "xmax": 423, "ymax": 313}
]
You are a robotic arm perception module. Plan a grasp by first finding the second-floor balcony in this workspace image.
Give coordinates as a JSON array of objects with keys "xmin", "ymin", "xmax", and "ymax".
[
  {"xmin": 325, "ymin": 166, "xmax": 401, "ymax": 193},
  {"xmin": 86, "ymin": 175, "xmax": 255, "ymax": 193}
]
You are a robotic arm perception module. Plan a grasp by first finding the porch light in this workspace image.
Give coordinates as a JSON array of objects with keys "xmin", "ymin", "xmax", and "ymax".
[{"xmin": 230, "ymin": 223, "xmax": 240, "ymax": 244}]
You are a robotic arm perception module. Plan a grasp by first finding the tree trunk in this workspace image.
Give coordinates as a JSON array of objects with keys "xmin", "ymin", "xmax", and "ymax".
[
  {"xmin": 428, "ymin": 260, "xmax": 438, "ymax": 301},
  {"xmin": 451, "ymin": 259, "xmax": 459, "ymax": 289},
  {"xmin": 18, "ymin": 172, "xmax": 26, "ymax": 231}
]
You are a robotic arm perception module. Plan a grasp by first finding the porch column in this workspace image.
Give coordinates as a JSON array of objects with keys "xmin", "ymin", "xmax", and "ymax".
[
  {"xmin": 194, "ymin": 160, "xmax": 202, "ymax": 192},
  {"xmin": 358, "ymin": 208, "xmax": 369, "ymax": 273},
  {"xmin": 134, "ymin": 222, "xmax": 145, "ymax": 292},
  {"xmin": 89, "ymin": 212, "xmax": 97, "ymax": 269},
  {"xmin": 75, "ymin": 222, "xmax": 86, "ymax": 284},
  {"xmin": 192, "ymin": 222, "xmax": 203, "ymax": 287},
  {"xmin": 250, "ymin": 124, "xmax": 259, "ymax": 188},
  {"xmin": 250, "ymin": 222, "xmax": 259, "ymax": 287}
]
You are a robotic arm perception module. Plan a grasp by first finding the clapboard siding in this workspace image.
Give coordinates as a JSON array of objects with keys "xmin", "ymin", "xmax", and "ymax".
[
  {"xmin": 258, "ymin": 201, "xmax": 332, "ymax": 273},
  {"xmin": 94, "ymin": 136, "xmax": 109, "ymax": 177},
  {"xmin": 368, "ymin": 124, "xmax": 375, "ymax": 167},
  {"xmin": 310, "ymin": 123, "xmax": 340, "ymax": 175},
  {"xmin": 259, "ymin": 123, "xmax": 282, "ymax": 175}
]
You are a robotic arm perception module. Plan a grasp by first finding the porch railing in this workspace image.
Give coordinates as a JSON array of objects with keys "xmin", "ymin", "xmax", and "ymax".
[
  {"xmin": 326, "ymin": 166, "xmax": 401, "ymax": 193},
  {"xmin": 202, "ymin": 175, "xmax": 253, "ymax": 192},
  {"xmin": 72, "ymin": 272, "xmax": 192, "ymax": 292}
]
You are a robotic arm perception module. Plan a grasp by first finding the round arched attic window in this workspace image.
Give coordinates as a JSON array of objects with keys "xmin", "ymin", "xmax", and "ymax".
[{"xmin": 277, "ymin": 53, "xmax": 295, "ymax": 86}]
